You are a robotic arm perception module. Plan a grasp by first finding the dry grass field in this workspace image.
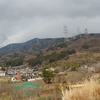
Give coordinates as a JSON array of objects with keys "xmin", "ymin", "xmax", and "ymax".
[
  {"xmin": 0, "ymin": 76, "xmax": 10, "ymax": 82},
  {"xmin": 62, "ymin": 76, "xmax": 100, "ymax": 100},
  {"xmin": 0, "ymin": 73, "xmax": 100, "ymax": 100}
]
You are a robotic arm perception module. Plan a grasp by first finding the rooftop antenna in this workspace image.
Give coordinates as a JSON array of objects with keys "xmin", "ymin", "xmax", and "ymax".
[{"xmin": 63, "ymin": 25, "xmax": 68, "ymax": 42}]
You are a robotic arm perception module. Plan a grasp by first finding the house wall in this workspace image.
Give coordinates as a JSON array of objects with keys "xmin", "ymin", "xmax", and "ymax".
[
  {"xmin": 88, "ymin": 66, "xmax": 100, "ymax": 73},
  {"xmin": 95, "ymin": 67, "xmax": 100, "ymax": 73},
  {"xmin": 0, "ymin": 72, "xmax": 5, "ymax": 76},
  {"xmin": 88, "ymin": 67, "xmax": 95, "ymax": 73}
]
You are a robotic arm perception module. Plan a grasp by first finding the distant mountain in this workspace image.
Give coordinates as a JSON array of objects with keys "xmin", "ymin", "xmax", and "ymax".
[
  {"xmin": 0, "ymin": 33, "xmax": 99, "ymax": 51},
  {"xmin": 0, "ymin": 38, "xmax": 64, "ymax": 51},
  {"xmin": 0, "ymin": 37, "xmax": 65, "ymax": 60},
  {"xmin": 0, "ymin": 33, "xmax": 100, "ymax": 61},
  {"xmin": 1, "ymin": 33, "xmax": 100, "ymax": 51},
  {"xmin": 0, "ymin": 33, "xmax": 99, "ymax": 72},
  {"xmin": 0, "ymin": 43, "xmax": 22, "ymax": 51}
]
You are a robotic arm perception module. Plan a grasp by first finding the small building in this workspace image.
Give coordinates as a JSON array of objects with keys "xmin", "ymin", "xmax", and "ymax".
[
  {"xmin": 11, "ymin": 75, "xmax": 22, "ymax": 83},
  {"xmin": 46, "ymin": 67, "xmax": 55, "ymax": 71},
  {"xmin": 0, "ymin": 71, "xmax": 6, "ymax": 76},
  {"xmin": 87, "ymin": 63, "xmax": 100, "ymax": 73},
  {"xmin": 6, "ymin": 70, "xmax": 16, "ymax": 75},
  {"xmin": 57, "ymin": 71, "xmax": 67, "ymax": 76},
  {"xmin": 80, "ymin": 65, "xmax": 87, "ymax": 69}
]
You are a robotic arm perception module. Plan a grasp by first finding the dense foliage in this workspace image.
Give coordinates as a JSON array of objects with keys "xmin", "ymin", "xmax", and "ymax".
[
  {"xmin": 42, "ymin": 69, "xmax": 54, "ymax": 83},
  {"xmin": 6, "ymin": 57, "xmax": 24, "ymax": 67},
  {"xmin": 28, "ymin": 49, "xmax": 76, "ymax": 66},
  {"xmin": 82, "ymin": 43, "xmax": 89, "ymax": 49}
]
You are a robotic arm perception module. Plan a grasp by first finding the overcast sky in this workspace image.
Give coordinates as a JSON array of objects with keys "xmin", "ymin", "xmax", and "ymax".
[{"xmin": 0, "ymin": 0, "xmax": 100, "ymax": 47}]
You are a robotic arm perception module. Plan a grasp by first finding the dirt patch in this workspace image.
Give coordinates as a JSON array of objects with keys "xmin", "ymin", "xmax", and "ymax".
[{"xmin": 66, "ymin": 71, "xmax": 91, "ymax": 84}]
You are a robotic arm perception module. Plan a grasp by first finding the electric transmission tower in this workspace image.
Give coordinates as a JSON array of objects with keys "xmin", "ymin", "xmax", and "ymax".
[
  {"xmin": 22, "ymin": 43, "xmax": 24, "ymax": 48},
  {"xmin": 84, "ymin": 28, "xmax": 89, "ymax": 39},
  {"xmin": 77, "ymin": 27, "xmax": 80, "ymax": 35},
  {"xmin": 37, "ymin": 38, "xmax": 39, "ymax": 44},
  {"xmin": 73, "ymin": 33, "xmax": 76, "ymax": 40},
  {"xmin": 63, "ymin": 25, "xmax": 68, "ymax": 42},
  {"xmin": 77, "ymin": 27, "xmax": 81, "ymax": 39},
  {"xmin": 11, "ymin": 44, "xmax": 12, "ymax": 50},
  {"xmin": 77, "ymin": 27, "xmax": 82, "ymax": 39}
]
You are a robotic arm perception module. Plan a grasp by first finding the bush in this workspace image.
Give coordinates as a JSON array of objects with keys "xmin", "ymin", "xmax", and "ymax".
[
  {"xmin": 6, "ymin": 57, "xmax": 24, "ymax": 66},
  {"xmin": 42, "ymin": 69, "xmax": 54, "ymax": 84},
  {"xmin": 82, "ymin": 43, "xmax": 89, "ymax": 49},
  {"xmin": 56, "ymin": 43, "xmax": 67, "ymax": 48}
]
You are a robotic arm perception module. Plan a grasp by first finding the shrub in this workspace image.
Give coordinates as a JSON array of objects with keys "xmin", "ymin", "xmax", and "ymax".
[
  {"xmin": 82, "ymin": 43, "xmax": 89, "ymax": 49},
  {"xmin": 56, "ymin": 43, "xmax": 67, "ymax": 48},
  {"xmin": 42, "ymin": 70, "xmax": 54, "ymax": 84}
]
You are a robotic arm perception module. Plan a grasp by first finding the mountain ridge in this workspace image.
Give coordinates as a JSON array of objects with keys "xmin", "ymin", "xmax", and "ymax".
[{"xmin": 0, "ymin": 33, "xmax": 100, "ymax": 65}]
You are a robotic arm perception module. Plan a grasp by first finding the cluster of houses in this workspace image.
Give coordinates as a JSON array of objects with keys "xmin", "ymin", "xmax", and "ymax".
[
  {"xmin": 0, "ymin": 62, "xmax": 100, "ymax": 83},
  {"xmin": 0, "ymin": 62, "xmax": 100, "ymax": 77},
  {"xmin": 0, "ymin": 64, "xmax": 42, "ymax": 82},
  {"xmin": 79, "ymin": 62, "xmax": 100, "ymax": 73}
]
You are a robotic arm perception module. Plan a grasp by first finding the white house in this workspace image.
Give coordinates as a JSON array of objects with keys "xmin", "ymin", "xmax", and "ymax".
[
  {"xmin": 46, "ymin": 67, "xmax": 55, "ymax": 71},
  {"xmin": 0, "ymin": 71, "xmax": 6, "ymax": 76},
  {"xmin": 88, "ymin": 63, "xmax": 100, "ymax": 73}
]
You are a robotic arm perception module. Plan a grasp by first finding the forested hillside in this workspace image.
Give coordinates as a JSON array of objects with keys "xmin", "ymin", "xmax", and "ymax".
[{"xmin": 0, "ymin": 33, "xmax": 100, "ymax": 70}]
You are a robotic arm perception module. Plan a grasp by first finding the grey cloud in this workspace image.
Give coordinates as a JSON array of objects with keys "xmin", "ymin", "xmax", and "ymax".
[
  {"xmin": 0, "ymin": 0, "xmax": 100, "ymax": 47},
  {"xmin": 0, "ymin": 33, "xmax": 8, "ymax": 43},
  {"xmin": 0, "ymin": 0, "xmax": 100, "ymax": 21}
]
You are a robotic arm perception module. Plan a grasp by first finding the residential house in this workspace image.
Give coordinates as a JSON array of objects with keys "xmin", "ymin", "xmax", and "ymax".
[
  {"xmin": 0, "ymin": 71, "xmax": 6, "ymax": 76},
  {"xmin": 6, "ymin": 70, "xmax": 16, "ymax": 75},
  {"xmin": 80, "ymin": 65, "xmax": 87, "ymax": 69},
  {"xmin": 88, "ymin": 63, "xmax": 100, "ymax": 73},
  {"xmin": 46, "ymin": 67, "xmax": 55, "ymax": 71}
]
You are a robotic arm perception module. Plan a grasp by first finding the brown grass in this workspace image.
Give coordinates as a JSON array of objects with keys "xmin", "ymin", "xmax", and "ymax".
[{"xmin": 62, "ymin": 77, "xmax": 100, "ymax": 100}]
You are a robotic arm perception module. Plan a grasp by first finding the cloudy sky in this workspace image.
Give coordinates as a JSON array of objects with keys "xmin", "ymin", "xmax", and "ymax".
[{"xmin": 0, "ymin": 0, "xmax": 100, "ymax": 47}]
